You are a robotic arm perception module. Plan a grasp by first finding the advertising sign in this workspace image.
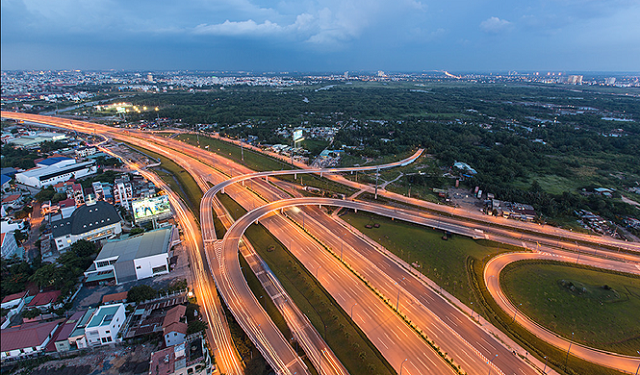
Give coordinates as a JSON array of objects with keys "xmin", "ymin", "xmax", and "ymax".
[
  {"xmin": 293, "ymin": 129, "xmax": 303, "ymax": 141},
  {"xmin": 132, "ymin": 195, "xmax": 172, "ymax": 223}
]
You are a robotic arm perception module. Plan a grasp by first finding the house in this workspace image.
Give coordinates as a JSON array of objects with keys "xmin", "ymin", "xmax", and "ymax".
[
  {"xmin": 52, "ymin": 200, "xmax": 122, "ymax": 252},
  {"xmin": 26, "ymin": 290, "xmax": 62, "ymax": 312},
  {"xmin": 102, "ymin": 291, "xmax": 128, "ymax": 305},
  {"xmin": 162, "ymin": 305, "xmax": 188, "ymax": 347},
  {"xmin": 68, "ymin": 307, "xmax": 97, "ymax": 349},
  {"xmin": 84, "ymin": 227, "xmax": 172, "ymax": 285},
  {"xmin": 0, "ymin": 319, "xmax": 64, "ymax": 361},
  {"xmin": 1, "ymin": 194, "xmax": 23, "ymax": 211},
  {"xmin": 47, "ymin": 311, "xmax": 86, "ymax": 353},
  {"xmin": 58, "ymin": 198, "xmax": 77, "ymax": 218},
  {"xmin": 84, "ymin": 303, "xmax": 126, "ymax": 346},
  {"xmin": 1, "ymin": 232, "xmax": 24, "ymax": 260},
  {"xmin": 1, "ymin": 175, "xmax": 11, "ymax": 191},
  {"xmin": 1, "ymin": 291, "xmax": 28, "ymax": 329},
  {"xmin": 148, "ymin": 333, "xmax": 214, "ymax": 375}
]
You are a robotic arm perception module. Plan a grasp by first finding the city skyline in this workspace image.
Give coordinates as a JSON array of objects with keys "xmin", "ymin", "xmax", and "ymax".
[{"xmin": 2, "ymin": 0, "xmax": 640, "ymax": 72}]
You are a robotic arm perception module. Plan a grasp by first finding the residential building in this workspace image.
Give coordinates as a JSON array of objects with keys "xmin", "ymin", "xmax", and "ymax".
[
  {"xmin": 1, "ymin": 291, "xmax": 28, "ymax": 329},
  {"xmin": 163, "ymin": 305, "xmax": 188, "ymax": 347},
  {"xmin": 48, "ymin": 311, "xmax": 86, "ymax": 352},
  {"xmin": 102, "ymin": 291, "xmax": 128, "ymax": 305},
  {"xmin": 0, "ymin": 319, "xmax": 64, "ymax": 361},
  {"xmin": 85, "ymin": 303, "xmax": 126, "ymax": 346},
  {"xmin": 148, "ymin": 333, "xmax": 214, "ymax": 375},
  {"xmin": 52, "ymin": 200, "xmax": 122, "ymax": 251},
  {"xmin": 84, "ymin": 227, "xmax": 173, "ymax": 284},
  {"xmin": 75, "ymin": 146, "xmax": 98, "ymax": 158},
  {"xmin": 26, "ymin": 290, "xmax": 62, "ymax": 312},
  {"xmin": 113, "ymin": 174, "xmax": 155, "ymax": 210},
  {"xmin": 1, "ymin": 175, "xmax": 11, "ymax": 191},
  {"xmin": 1, "ymin": 232, "xmax": 24, "ymax": 260},
  {"xmin": 68, "ymin": 307, "xmax": 96, "ymax": 349}
]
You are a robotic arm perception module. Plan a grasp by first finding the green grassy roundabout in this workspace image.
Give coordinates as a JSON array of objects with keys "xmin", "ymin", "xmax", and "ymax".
[{"xmin": 500, "ymin": 261, "xmax": 640, "ymax": 356}]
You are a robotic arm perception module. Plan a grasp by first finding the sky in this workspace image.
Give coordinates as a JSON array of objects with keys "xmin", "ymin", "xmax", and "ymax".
[{"xmin": 2, "ymin": 0, "xmax": 639, "ymax": 72}]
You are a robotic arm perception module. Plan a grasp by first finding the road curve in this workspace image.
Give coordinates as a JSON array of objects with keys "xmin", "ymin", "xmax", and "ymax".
[
  {"xmin": 212, "ymin": 148, "xmax": 424, "ymax": 194},
  {"xmin": 485, "ymin": 252, "xmax": 640, "ymax": 374}
]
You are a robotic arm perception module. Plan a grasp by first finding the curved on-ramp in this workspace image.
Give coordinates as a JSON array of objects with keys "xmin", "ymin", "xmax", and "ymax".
[{"xmin": 485, "ymin": 252, "xmax": 640, "ymax": 374}]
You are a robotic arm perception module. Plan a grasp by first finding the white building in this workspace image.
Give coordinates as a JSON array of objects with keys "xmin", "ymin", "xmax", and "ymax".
[
  {"xmin": 1, "ymin": 232, "xmax": 24, "ymax": 260},
  {"xmin": 15, "ymin": 157, "xmax": 97, "ymax": 188},
  {"xmin": 84, "ymin": 303, "xmax": 126, "ymax": 346},
  {"xmin": 84, "ymin": 227, "xmax": 173, "ymax": 284},
  {"xmin": 52, "ymin": 201, "xmax": 122, "ymax": 252}
]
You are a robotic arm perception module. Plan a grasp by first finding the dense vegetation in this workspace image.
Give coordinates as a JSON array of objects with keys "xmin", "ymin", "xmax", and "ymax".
[{"xmin": 124, "ymin": 82, "xmax": 640, "ymax": 225}]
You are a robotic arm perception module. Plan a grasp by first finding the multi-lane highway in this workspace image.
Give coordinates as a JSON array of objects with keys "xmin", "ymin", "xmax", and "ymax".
[{"xmin": 4, "ymin": 111, "xmax": 640, "ymax": 375}]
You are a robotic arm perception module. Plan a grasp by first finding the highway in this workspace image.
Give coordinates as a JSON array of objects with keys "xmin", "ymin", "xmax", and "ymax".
[{"xmin": 5, "ymin": 111, "xmax": 640, "ymax": 374}]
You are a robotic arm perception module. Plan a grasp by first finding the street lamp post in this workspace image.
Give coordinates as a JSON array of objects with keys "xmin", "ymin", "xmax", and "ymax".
[
  {"xmin": 350, "ymin": 302, "xmax": 358, "ymax": 320},
  {"xmin": 512, "ymin": 303, "xmax": 522, "ymax": 323},
  {"xmin": 487, "ymin": 354, "xmax": 498, "ymax": 375},
  {"xmin": 565, "ymin": 332, "xmax": 574, "ymax": 370},
  {"xmin": 400, "ymin": 358, "xmax": 408, "ymax": 375},
  {"xmin": 635, "ymin": 351, "xmax": 639, "ymax": 375},
  {"xmin": 543, "ymin": 356, "xmax": 548, "ymax": 374}
]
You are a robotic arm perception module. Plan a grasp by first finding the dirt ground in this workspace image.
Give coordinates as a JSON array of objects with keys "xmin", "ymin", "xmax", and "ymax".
[
  {"xmin": 448, "ymin": 187, "xmax": 484, "ymax": 211},
  {"xmin": 26, "ymin": 343, "xmax": 157, "ymax": 375}
]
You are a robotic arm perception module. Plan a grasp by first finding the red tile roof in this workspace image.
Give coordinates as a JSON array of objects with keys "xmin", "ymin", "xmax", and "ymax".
[
  {"xmin": 162, "ymin": 305, "xmax": 186, "ymax": 329},
  {"xmin": 163, "ymin": 321, "xmax": 188, "ymax": 336},
  {"xmin": 27, "ymin": 290, "xmax": 62, "ymax": 308},
  {"xmin": 1, "ymin": 194, "xmax": 21, "ymax": 203},
  {"xmin": 102, "ymin": 291, "xmax": 128, "ymax": 304},
  {"xmin": 1, "ymin": 291, "xmax": 27, "ymax": 304},
  {"xmin": 0, "ymin": 319, "xmax": 64, "ymax": 352}
]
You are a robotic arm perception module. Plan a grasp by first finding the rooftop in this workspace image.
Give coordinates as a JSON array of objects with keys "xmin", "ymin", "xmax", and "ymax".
[
  {"xmin": 27, "ymin": 290, "xmax": 61, "ymax": 307},
  {"xmin": 37, "ymin": 157, "xmax": 73, "ymax": 167},
  {"xmin": 0, "ymin": 319, "xmax": 64, "ymax": 352},
  {"xmin": 102, "ymin": 291, "xmax": 128, "ymax": 304},
  {"xmin": 87, "ymin": 304, "xmax": 122, "ymax": 328},
  {"xmin": 96, "ymin": 227, "xmax": 172, "ymax": 262},
  {"xmin": 1, "ymin": 291, "xmax": 27, "ymax": 304},
  {"xmin": 52, "ymin": 200, "xmax": 121, "ymax": 238}
]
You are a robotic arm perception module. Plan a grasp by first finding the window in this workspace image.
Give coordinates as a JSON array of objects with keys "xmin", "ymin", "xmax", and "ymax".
[
  {"xmin": 105, "ymin": 330, "xmax": 110, "ymax": 334},
  {"xmin": 152, "ymin": 265, "xmax": 167, "ymax": 274},
  {"xmin": 174, "ymin": 333, "xmax": 177, "ymax": 336}
]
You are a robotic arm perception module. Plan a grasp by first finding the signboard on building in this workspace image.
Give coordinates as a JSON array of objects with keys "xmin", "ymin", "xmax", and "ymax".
[
  {"xmin": 293, "ymin": 129, "xmax": 303, "ymax": 142},
  {"xmin": 132, "ymin": 195, "xmax": 172, "ymax": 223}
]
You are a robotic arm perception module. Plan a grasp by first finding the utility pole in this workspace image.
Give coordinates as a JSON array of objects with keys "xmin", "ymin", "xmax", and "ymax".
[{"xmin": 374, "ymin": 167, "xmax": 380, "ymax": 199}]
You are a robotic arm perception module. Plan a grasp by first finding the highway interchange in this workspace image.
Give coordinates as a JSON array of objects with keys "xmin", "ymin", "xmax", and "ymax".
[{"xmin": 2, "ymin": 111, "xmax": 640, "ymax": 375}]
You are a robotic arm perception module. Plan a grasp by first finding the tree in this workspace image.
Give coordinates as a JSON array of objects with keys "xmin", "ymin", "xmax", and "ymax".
[
  {"xmin": 29, "ymin": 264, "xmax": 65, "ymax": 289},
  {"xmin": 35, "ymin": 187, "xmax": 55, "ymax": 202},
  {"xmin": 130, "ymin": 228, "xmax": 145, "ymax": 236},
  {"xmin": 23, "ymin": 309, "xmax": 41, "ymax": 319},
  {"xmin": 187, "ymin": 320, "xmax": 208, "ymax": 335},
  {"xmin": 51, "ymin": 192, "xmax": 68, "ymax": 203},
  {"xmin": 127, "ymin": 285, "xmax": 157, "ymax": 303}
]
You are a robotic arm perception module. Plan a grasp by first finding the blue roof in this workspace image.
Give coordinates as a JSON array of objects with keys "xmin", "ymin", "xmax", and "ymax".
[
  {"xmin": 38, "ymin": 157, "xmax": 73, "ymax": 166},
  {"xmin": 1, "ymin": 175, "xmax": 10, "ymax": 186}
]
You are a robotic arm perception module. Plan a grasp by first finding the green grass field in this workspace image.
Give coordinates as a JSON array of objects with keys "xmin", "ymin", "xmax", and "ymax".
[
  {"xmin": 217, "ymin": 194, "xmax": 396, "ymax": 375},
  {"xmin": 176, "ymin": 133, "xmax": 291, "ymax": 172},
  {"xmin": 501, "ymin": 261, "xmax": 640, "ymax": 355},
  {"xmin": 341, "ymin": 211, "xmax": 506, "ymax": 313}
]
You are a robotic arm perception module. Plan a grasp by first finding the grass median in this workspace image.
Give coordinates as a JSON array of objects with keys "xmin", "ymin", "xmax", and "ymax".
[
  {"xmin": 217, "ymin": 193, "xmax": 396, "ymax": 375},
  {"xmin": 501, "ymin": 260, "xmax": 640, "ymax": 355}
]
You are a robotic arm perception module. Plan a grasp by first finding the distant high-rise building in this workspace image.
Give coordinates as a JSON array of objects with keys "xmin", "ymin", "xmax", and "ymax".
[
  {"xmin": 147, "ymin": 73, "xmax": 154, "ymax": 83},
  {"xmin": 605, "ymin": 77, "xmax": 616, "ymax": 85},
  {"xmin": 344, "ymin": 71, "xmax": 349, "ymax": 80},
  {"xmin": 377, "ymin": 70, "xmax": 385, "ymax": 77},
  {"xmin": 567, "ymin": 75, "xmax": 583, "ymax": 85}
]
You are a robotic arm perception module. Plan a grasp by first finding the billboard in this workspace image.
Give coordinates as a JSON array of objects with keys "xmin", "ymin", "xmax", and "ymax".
[
  {"xmin": 132, "ymin": 195, "xmax": 172, "ymax": 223},
  {"xmin": 293, "ymin": 129, "xmax": 303, "ymax": 141}
]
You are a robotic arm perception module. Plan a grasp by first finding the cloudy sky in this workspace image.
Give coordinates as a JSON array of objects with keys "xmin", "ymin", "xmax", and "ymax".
[{"xmin": 2, "ymin": 0, "xmax": 639, "ymax": 72}]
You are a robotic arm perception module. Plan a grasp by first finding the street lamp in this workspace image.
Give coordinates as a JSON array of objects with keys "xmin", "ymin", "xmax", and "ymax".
[
  {"xmin": 512, "ymin": 303, "xmax": 522, "ymax": 323},
  {"xmin": 542, "ymin": 356, "xmax": 548, "ymax": 374},
  {"xmin": 400, "ymin": 358, "xmax": 408, "ymax": 375},
  {"xmin": 487, "ymin": 354, "xmax": 498, "ymax": 375},
  {"xmin": 350, "ymin": 302, "xmax": 358, "ymax": 320},
  {"xmin": 565, "ymin": 332, "xmax": 574, "ymax": 370},
  {"xmin": 395, "ymin": 277, "xmax": 405, "ymax": 311},
  {"xmin": 635, "ymin": 351, "xmax": 639, "ymax": 375}
]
